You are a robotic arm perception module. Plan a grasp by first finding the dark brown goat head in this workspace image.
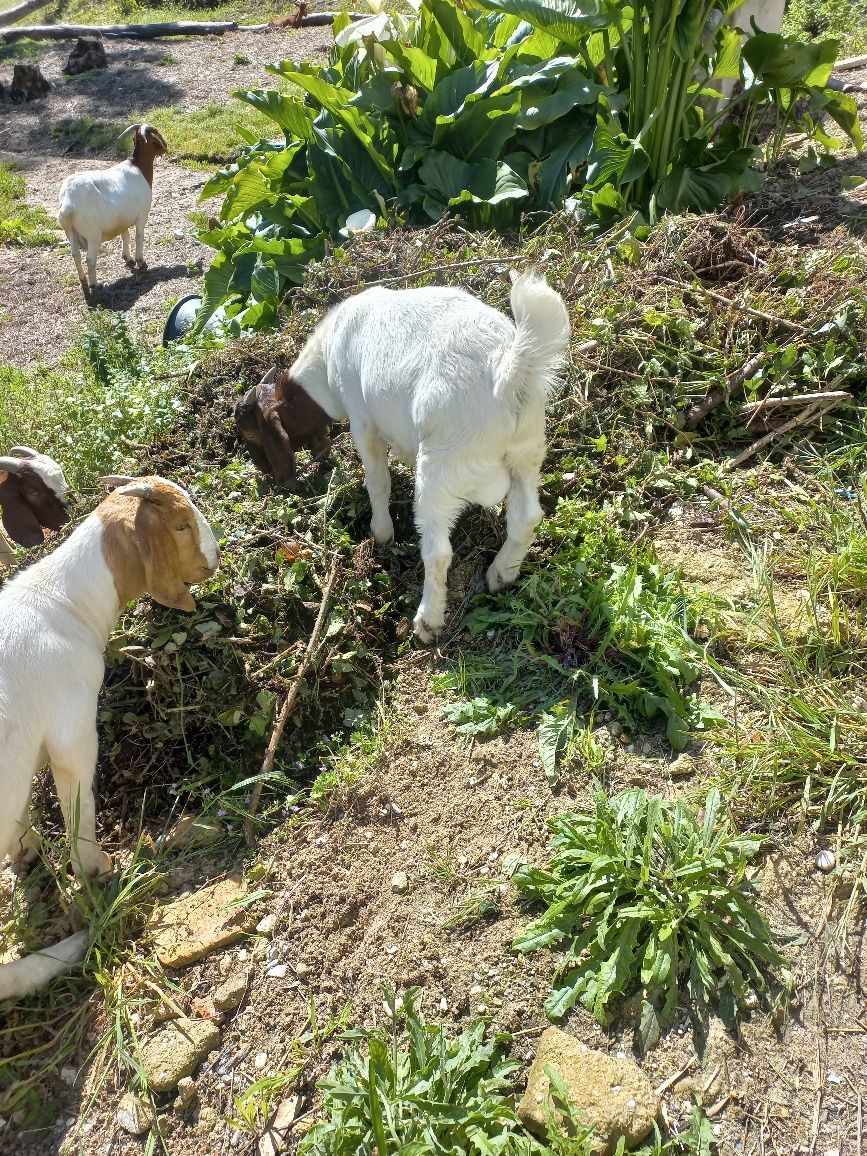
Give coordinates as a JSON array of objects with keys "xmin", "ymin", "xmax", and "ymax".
[
  {"xmin": 119, "ymin": 123, "xmax": 168, "ymax": 187},
  {"xmin": 0, "ymin": 448, "xmax": 72, "ymax": 546},
  {"xmin": 234, "ymin": 367, "xmax": 331, "ymax": 492}
]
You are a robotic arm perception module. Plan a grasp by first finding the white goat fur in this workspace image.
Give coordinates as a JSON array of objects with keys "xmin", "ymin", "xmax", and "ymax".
[
  {"xmin": 0, "ymin": 479, "xmax": 219, "ymax": 1001},
  {"xmin": 57, "ymin": 132, "xmax": 161, "ymax": 291},
  {"xmin": 290, "ymin": 273, "xmax": 570, "ymax": 641}
]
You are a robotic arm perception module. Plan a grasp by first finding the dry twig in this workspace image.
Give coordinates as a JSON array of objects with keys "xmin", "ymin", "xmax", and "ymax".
[
  {"xmin": 244, "ymin": 557, "xmax": 341, "ymax": 846},
  {"xmin": 726, "ymin": 395, "xmax": 851, "ymax": 470}
]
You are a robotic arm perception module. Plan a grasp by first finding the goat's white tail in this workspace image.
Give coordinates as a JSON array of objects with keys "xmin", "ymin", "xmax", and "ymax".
[
  {"xmin": 0, "ymin": 930, "xmax": 89, "ymax": 1001},
  {"xmin": 494, "ymin": 272, "xmax": 571, "ymax": 403}
]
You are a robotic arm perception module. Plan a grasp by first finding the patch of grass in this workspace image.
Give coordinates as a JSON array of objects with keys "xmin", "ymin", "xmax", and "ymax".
[
  {"xmin": 157, "ymin": 53, "xmax": 178, "ymax": 66},
  {"xmin": 144, "ymin": 91, "xmax": 296, "ymax": 164},
  {"xmin": 513, "ymin": 786, "xmax": 785, "ymax": 1049},
  {"xmin": 49, "ymin": 117, "xmax": 126, "ymax": 154},
  {"xmin": 0, "ymin": 312, "xmax": 186, "ymax": 490},
  {"xmin": 233, "ymin": 52, "xmax": 251, "ymax": 65},
  {"xmin": 0, "ymin": 38, "xmax": 49, "ymax": 64},
  {"xmin": 0, "ymin": 833, "xmax": 166, "ymax": 1126},
  {"xmin": 434, "ymin": 503, "xmax": 723, "ymax": 778},
  {"xmin": 0, "ymin": 162, "xmax": 57, "ymax": 246},
  {"xmin": 299, "ymin": 989, "xmax": 543, "ymax": 1156}
]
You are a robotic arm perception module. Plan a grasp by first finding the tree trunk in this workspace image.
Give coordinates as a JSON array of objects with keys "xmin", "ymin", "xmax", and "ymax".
[
  {"xmin": 0, "ymin": 12, "xmax": 364, "ymax": 41},
  {"xmin": 0, "ymin": 0, "xmax": 53, "ymax": 29}
]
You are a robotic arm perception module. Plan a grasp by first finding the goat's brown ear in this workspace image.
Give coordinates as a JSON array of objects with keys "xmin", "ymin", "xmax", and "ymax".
[
  {"xmin": 135, "ymin": 500, "xmax": 196, "ymax": 612},
  {"xmin": 0, "ymin": 486, "xmax": 44, "ymax": 546}
]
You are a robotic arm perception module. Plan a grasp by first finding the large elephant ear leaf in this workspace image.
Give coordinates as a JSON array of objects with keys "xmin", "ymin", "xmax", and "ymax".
[
  {"xmin": 741, "ymin": 32, "xmax": 838, "ymax": 90},
  {"xmin": 473, "ymin": 0, "xmax": 615, "ymax": 49},
  {"xmin": 658, "ymin": 141, "xmax": 755, "ymax": 212}
]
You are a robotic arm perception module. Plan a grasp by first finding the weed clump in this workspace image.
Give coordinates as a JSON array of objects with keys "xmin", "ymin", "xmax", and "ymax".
[{"xmin": 514, "ymin": 786, "xmax": 784, "ymax": 1049}]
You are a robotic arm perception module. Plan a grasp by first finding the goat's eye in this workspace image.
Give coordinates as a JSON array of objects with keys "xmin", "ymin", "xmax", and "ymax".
[{"xmin": 177, "ymin": 522, "xmax": 191, "ymax": 532}]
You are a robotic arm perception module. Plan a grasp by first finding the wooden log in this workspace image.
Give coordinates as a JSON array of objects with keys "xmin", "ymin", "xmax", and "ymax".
[
  {"xmin": 0, "ymin": 0, "xmax": 53, "ymax": 29},
  {"xmin": 0, "ymin": 20, "xmax": 239, "ymax": 42},
  {"xmin": 0, "ymin": 12, "xmax": 363, "ymax": 41}
]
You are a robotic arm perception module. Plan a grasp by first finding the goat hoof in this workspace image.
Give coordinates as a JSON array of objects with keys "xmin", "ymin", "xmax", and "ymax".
[
  {"xmin": 485, "ymin": 562, "xmax": 517, "ymax": 594},
  {"xmin": 413, "ymin": 614, "xmax": 441, "ymax": 645},
  {"xmin": 371, "ymin": 520, "xmax": 395, "ymax": 546},
  {"xmin": 124, "ymin": 259, "xmax": 136, "ymax": 270},
  {"xmin": 135, "ymin": 260, "xmax": 148, "ymax": 273}
]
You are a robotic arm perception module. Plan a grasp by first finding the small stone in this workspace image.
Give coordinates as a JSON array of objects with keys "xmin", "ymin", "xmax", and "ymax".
[
  {"xmin": 815, "ymin": 850, "xmax": 836, "ymax": 873},
  {"xmin": 254, "ymin": 1052, "xmax": 268, "ymax": 1071},
  {"xmin": 438, "ymin": 996, "xmax": 448, "ymax": 1012},
  {"xmin": 518, "ymin": 1028, "xmax": 658, "ymax": 1155},
  {"xmin": 117, "ymin": 1093, "xmax": 154, "ymax": 1136},
  {"xmin": 391, "ymin": 871, "xmax": 409, "ymax": 894},
  {"xmin": 139, "ymin": 1017, "xmax": 222, "ymax": 1094},
  {"xmin": 295, "ymin": 962, "xmax": 312, "ymax": 979},
  {"xmin": 213, "ymin": 972, "xmax": 248, "ymax": 1012},
  {"xmin": 256, "ymin": 913, "xmax": 277, "ymax": 935},
  {"xmin": 163, "ymin": 813, "xmax": 225, "ymax": 852},
  {"xmin": 669, "ymin": 754, "xmax": 695, "ymax": 778},
  {"xmin": 197, "ymin": 1105, "xmax": 218, "ymax": 1134},
  {"xmin": 149, "ymin": 876, "xmax": 258, "ymax": 968},
  {"xmin": 266, "ymin": 963, "xmax": 288, "ymax": 979},
  {"xmin": 60, "ymin": 1065, "xmax": 77, "ymax": 1086}
]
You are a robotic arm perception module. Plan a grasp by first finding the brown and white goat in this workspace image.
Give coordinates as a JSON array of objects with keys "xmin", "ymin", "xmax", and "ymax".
[
  {"xmin": 58, "ymin": 123, "xmax": 168, "ymax": 294},
  {"xmin": 0, "ymin": 447, "xmax": 72, "ymax": 558},
  {"xmin": 0, "ymin": 476, "xmax": 219, "ymax": 1001}
]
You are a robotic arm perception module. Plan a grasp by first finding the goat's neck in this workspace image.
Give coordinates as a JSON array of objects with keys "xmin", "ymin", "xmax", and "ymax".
[
  {"xmin": 129, "ymin": 148, "xmax": 154, "ymax": 188},
  {"xmin": 15, "ymin": 516, "xmax": 124, "ymax": 647}
]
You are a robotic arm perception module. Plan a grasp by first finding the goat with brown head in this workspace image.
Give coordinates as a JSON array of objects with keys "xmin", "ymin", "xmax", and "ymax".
[
  {"xmin": 234, "ymin": 366, "xmax": 332, "ymax": 491},
  {"xmin": 0, "ymin": 447, "xmax": 72, "ymax": 548}
]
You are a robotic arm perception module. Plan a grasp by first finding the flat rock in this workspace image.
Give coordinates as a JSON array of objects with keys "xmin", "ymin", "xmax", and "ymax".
[
  {"xmin": 164, "ymin": 813, "xmax": 225, "ymax": 851},
  {"xmin": 213, "ymin": 971, "xmax": 249, "ymax": 1011},
  {"xmin": 149, "ymin": 876, "xmax": 257, "ymax": 968},
  {"xmin": 518, "ymin": 1028, "xmax": 658, "ymax": 1155},
  {"xmin": 140, "ymin": 1017, "xmax": 221, "ymax": 1094},
  {"xmin": 117, "ymin": 1092, "xmax": 154, "ymax": 1135}
]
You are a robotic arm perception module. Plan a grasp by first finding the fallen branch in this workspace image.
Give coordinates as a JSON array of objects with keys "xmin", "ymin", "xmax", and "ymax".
[
  {"xmin": 0, "ymin": 11, "xmax": 363, "ymax": 40},
  {"xmin": 739, "ymin": 389, "xmax": 852, "ymax": 415},
  {"xmin": 835, "ymin": 53, "xmax": 867, "ymax": 72},
  {"xmin": 244, "ymin": 557, "xmax": 341, "ymax": 847},
  {"xmin": 0, "ymin": 0, "xmax": 53, "ymax": 28},
  {"xmin": 726, "ymin": 396, "xmax": 850, "ymax": 470},
  {"xmin": 685, "ymin": 353, "xmax": 766, "ymax": 430},
  {"xmin": 657, "ymin": 275, "xmax": 807, "ymax": 334}
]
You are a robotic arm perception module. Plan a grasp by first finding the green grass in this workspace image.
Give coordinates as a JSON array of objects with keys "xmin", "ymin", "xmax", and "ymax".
[
  {"xmin": 0, "ymin": 163, "xmax": 58, "ymax": 246},
  {"xmin": 513, "ymin": 786, "xmax": 785, "ymax": 1050},
  {"xmin": 144, "ymin": 97, "xmax": 291, "ymax": 164},
  {"xmin": 0, "ymin": 312, "xmax": 187, "ymax": 491}
]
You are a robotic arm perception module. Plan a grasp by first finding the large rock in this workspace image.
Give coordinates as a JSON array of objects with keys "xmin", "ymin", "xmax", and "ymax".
[
  {"xmin": 148, "ymin": 876, "xmax": 258, "ymax": 968},
  {"xmin": 9, "ymin": 64, "xmax": 51, "ymax": 103},
  {"xmin": 139, "ymin": 1017, "xmax": 221, "ymax": 1094},
  {"xmin": 63, "ymin": 37, "xmax": 108, "ymax": 76},
  {"xmin": 517, "ymin": 1028, "xmax": 658, "ymax": 1154}
]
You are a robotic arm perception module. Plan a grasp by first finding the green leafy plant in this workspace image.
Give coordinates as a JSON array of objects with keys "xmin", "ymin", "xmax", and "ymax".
[
  {"xmin": 435, "ymin": 503, "xmax": 723, "ymax": 776},
  {"xmin": 299, "ymin": 989, "xmax": 539, "ymax": 1155},
  {"xmin": 196, "ymin": 0, "xmax": 859, "ymax": 331},
  {"xmin": 513, "ymin": 786, "xmax": 784, "ymax": 1048}
]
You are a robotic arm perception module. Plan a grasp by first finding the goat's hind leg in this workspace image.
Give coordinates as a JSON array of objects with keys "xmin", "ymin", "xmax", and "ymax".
[
  {"xmin": 486, "ymin": 461, "xmax": 543, "ymax": 593},
  {"xmin": 47, "ymin": 723, "xmax": 111, "ymax": 878},
  {"xmin": 413, "ymin": 462, "xmax": 465, "ymax": 643},
  {"xmin": 121, "ymin": 228, "xmax": 136, "ymax": 271},
  {"xmin": 133, "ymin": 218, "xmax": 147, "ymax": 271},
  {"xmin": 64, "ymin": 229, "xmax": 88, "ymax": 291}
]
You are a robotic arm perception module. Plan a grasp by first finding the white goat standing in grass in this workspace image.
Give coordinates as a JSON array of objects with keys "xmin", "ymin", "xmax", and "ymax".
[
  {"xmin": 57, "ymin": 123, "xmax": 167, "ymax": 295},
  {"xmin": 272, "ymin": 271, "xmax": 571, "ymax": 641},
  {"xmin": 0, "ymin": 476, "xmax": 219, "ymax": 1001}
]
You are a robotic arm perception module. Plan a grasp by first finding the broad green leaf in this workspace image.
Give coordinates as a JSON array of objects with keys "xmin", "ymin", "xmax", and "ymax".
[
  {"xmin": 537, "ymin": 703, "xmax": 576, "ymax": 787},
  {"xmin": 433, "ymin": 89, "xmax": 522, "ymax": 161},
  {"xmin": 473, "ymin": 0, "xmax": 615, "ymax": 49},
  {"xmin": 742, "ymin": 32, "xmax": 838, "ymax": 90},
  {"xmin": 235, "ymin": 89, "xmax": 315, "ymax": 141}
]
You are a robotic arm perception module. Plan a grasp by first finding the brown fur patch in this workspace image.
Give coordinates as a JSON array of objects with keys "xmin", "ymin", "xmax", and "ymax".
[
  {"xmin": 234, "ymin": 372, "xmax": 331, "ymax": 491},
  {"xmin": 0, "ymin": 466, "xmax": 70, "ymax": 546},
  {"xmin": 99, "ymin": 479, "xmax": 214, "ymax": 611},
  {"xmin": 130, "ymin": 123, "xmax": 168, "ymax": 188}
]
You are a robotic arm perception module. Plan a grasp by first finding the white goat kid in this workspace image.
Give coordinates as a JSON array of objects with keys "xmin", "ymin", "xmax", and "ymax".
[
  {"xmin": 57, "ymin": 123, "xmax": 167, "ymax": 294},
  {"xmin": 0, "ymin": 476, "xmax": 219, "ymax": 1001},
  {"xmin": 283, "ymin": 272, "xmax": 570, "ymax": 642}
]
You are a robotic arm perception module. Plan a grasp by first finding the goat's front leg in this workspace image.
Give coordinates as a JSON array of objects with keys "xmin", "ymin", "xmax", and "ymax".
[
  {"xmin": 47, "ymin": 724, "xmax": 111, "ymax": 878},
  {"xmin": 354, "ymin": 425, "xmax": 394, "ymax": 544},
  {"xmin": 121, "ymin": 228, "xmax": 136, "ymax": 270},
  {"xmin": 133, "ymin": 218, "xmax": 147, "ymax": 271},
  {"xmin": 487, "ymin": 462, "xmax": 543, "ymax": 593},
  {"xmin": 413, "ymin": 463, "xmax": 464, "ymax": 643}
]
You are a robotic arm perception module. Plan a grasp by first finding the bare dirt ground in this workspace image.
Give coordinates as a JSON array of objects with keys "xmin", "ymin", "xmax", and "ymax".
[{"xmin": 2, "ymin": 24, "xmax": 867, "ymax": 1156}]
